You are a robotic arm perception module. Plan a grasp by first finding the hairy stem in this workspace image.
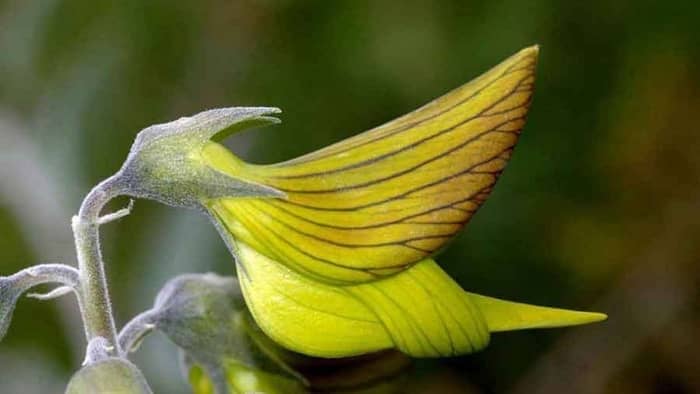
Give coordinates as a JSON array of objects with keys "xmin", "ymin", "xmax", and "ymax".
[
  {"xmin": 8, "ymin": 263, "xmax": 81, "ymax": 291},
  {"xmin": 118, "ymin": 309, "xmax": 161, "ymax": 356},
  {"xmin": 73, "ymin": 173, "xmax": 126, "ymax": 357}
]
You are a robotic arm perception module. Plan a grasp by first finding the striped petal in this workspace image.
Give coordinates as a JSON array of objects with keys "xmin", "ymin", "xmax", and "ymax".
[
  {"xmin": 205, "ymin": 46, "xmax": 539, "ymax": 284},
  {"xmin": 234, "ymin": 241, "xmax": 605, "ymax": 358},
  {"xmin": 235, "ymin": 241, "xmax": 487, "ymax": 358}
]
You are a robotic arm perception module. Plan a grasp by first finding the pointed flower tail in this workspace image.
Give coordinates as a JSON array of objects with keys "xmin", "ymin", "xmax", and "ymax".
[
  {"xmin": 235, "ymin": 239, "xmax": 604, "ymax": 358},
  {"xmin": 468, "ymin": 293, "xmax": 607, "ymax": 332}
]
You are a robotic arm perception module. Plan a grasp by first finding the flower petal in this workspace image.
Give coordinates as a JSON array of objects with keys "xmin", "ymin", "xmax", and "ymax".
[{"xmin": 208, "ymin": 46, "xmax": 539, "ymax": 284}]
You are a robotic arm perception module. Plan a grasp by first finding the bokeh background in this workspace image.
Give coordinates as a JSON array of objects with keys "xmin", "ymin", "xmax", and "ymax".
[{"xmin": 1, "ymin": 1, "xmax": 699, "ymax": 393}]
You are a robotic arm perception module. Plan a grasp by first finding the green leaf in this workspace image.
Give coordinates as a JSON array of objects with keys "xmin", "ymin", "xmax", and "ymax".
[{"xmin": 64, "ymin": 358, "xmax": 152, "ymax": 394}]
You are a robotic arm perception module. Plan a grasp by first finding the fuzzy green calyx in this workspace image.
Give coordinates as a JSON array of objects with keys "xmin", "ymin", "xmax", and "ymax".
[
  {"xmin": 118, "ymin": 107, "xmax": 284, "ymax": 210},
  {"xmin": 65, "ymin": 358, "xmax": 153, "ymax": 394}
]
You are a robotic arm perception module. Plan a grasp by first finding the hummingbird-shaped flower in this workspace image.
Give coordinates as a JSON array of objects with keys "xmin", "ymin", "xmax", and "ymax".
[{"xmin": 119, "ymin": 46, "xmax": 606, "ymax": 358}]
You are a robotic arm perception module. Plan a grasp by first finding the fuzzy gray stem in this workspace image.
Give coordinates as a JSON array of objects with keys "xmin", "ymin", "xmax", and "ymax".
[
  {"xmin": 118, "ymin": 309, "xmax": 161, "ymax": 356},
  {"xmin": 9, "ymin": 263, "xmax": 81, "ymax": 291},
  {"xmin": 73, "ymin": 173, "xmax": 126, "ymax": 357}
]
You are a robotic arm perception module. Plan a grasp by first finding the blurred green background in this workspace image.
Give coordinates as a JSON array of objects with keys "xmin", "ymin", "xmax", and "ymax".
[{"xmin": 1, "ymin": 0, "xmax": 699, "ymax": 393}]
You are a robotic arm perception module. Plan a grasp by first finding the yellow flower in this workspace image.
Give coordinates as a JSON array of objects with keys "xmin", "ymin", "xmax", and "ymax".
[
  {"xmin": 195, "ymin": 46, "xmax": 607, "ymax": 358},
  {"xmin": 128, "ymin": 46, "xmax": 606, "ymax": 358}
]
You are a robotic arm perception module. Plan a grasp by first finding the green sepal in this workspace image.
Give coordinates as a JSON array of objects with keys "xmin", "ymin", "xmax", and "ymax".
[
  {"xmin": 118, "ymin": 107, "xmax": 284, "ymax": 210},
  {"xmin": 64, "ymin": 358, "xmax": 152, "ymax": 394}
]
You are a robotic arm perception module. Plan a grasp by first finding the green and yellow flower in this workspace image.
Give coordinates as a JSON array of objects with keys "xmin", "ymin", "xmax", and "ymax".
[{"xmin": 123, "ymin": 45, "xmax": 606, "ymax": 359}]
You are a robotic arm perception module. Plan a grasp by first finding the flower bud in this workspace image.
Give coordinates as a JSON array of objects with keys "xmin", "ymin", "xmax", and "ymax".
[{"xmin": 65, "ymin": 358, "xmax": 152, "ymax": 394}]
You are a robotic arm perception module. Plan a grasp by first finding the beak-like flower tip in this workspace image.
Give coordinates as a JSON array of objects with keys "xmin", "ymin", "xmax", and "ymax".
[{"xmin": 117, "ymin": 106, "xmax": 285, "ymax": 209}]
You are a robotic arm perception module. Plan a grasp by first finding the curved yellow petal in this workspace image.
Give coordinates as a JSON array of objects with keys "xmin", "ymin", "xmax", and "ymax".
[
  {"xmin": 205, "ymin": 46, "xmax": 539, "ymax": 284},
  {"xmin": 236, "ymin": 240, "xmax": 394, "ymax": 358},
  {"xmin": 236, "ymin": 240, "xmax": 489, "ymax": 358},
  {"xmin": 346, "ymin": 257, "xmax": 490, "ymax": 357},
  {"xmin": 234, "ymin": 240, "xmax": 604, "ymax": 359}
]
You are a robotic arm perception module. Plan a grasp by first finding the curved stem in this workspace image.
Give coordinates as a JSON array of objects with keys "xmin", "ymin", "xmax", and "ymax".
[
  {"xmin": 9, "ymin": 263, "xmax": 81, "ymax": 291},
  {"xmin": 72, "ymin": 173, "xmax": 127, "ymax": 357},
  {"xmin": 118, "ymin": 309, "xmax": 161, "ymax": 356},
  {"xmin": 1, "ymin": 263, "xmax": 83, "ymax": 338}
]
